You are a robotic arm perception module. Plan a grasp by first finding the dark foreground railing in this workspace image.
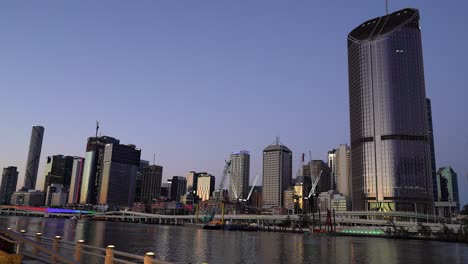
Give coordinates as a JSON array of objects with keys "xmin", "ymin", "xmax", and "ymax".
[{"xmin": 0, "ymin": 227, "xmax": 167, "ymax": 263}]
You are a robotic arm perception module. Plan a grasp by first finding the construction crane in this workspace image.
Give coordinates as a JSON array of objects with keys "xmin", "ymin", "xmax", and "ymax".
[
  {"xmin": 204, "ymin": 160, "xmax": 231, "ymax": 222},
  {"xmin": 229, "ymin": 171, "xmax": 239, "ymax": 201},
  {"xmin": 242, "ymin": 170, "xmax": 261, "ymax": 202},
  {"xmin": 218, "ymin": 160, "xmax": 231, "ymax": 192},
  {"xmin": 307, "ymin": 170, "xmax": 323, "ymax": 199}
]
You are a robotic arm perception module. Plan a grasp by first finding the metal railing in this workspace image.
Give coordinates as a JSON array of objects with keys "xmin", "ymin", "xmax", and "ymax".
[{"xmin": 0, "ymin": 227, "xmax": 166, "ymax": 263}]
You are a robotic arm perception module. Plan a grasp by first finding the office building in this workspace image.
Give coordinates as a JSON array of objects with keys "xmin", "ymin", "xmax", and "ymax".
[
  {"xmin": 68, "ymin": 157, "xmax": 85, "ymax": 204},
  {"xmin": 135, "ymin": 160, "xmax": 150, "ymax": 203},
  {"xmin": 283, "ymin": 188, "xmax": 295, "ymax": 214},
  {"xmin": 229, "ymin": 151, "xmax": 250, "ymax": 201},
  {"xmin": 80, "ymin": 136, "xmax": 120, "ymax": 204},
  {"xmin": 161, "ymin": 180, "xmax": 172, "ymax": 199},
  {"xmin": 348, "ymin": 8, "xmax": 433, "ymax": 212},
  {"xmin": 45, "ymin": 183, "xmax": 66, "ymax": 206},
  {"xmin": 318, "ymin": 190, "xmax": 350, "ymax": 212},
  {"xmin": 197, "ymin": 174, "xmax": 215, "ymax": 201},
  {"xmin": 294, "ymin": 176, "xmax": 312, "ymax": 212},
  {"xmin": 327, "ymin": 144, "xmax": 351, "ymax": 196},
  {"xmin": 262, "ymin": 139, "xmax": 292, "ymax": 209},
  {"xmin": 99, "ymin": 143, "xmax": 141, "ymax": 207},
  {"xmin": 435, "ymin": 166, "xmax": 460, "ymax": 217},
  {"xmin": 10, "ymin": 190, "xmax": 44, "ymax": 207},
  {"xmin": 140, "ymin": 165, "xmax": 163, "ymax": 203},
  {"xmin": 42, "ymin": 155, "xmax": 74, "ymax": 193},
  {"xmin": 305, "ymin": 160, "xmax": 332, "ymax": 194},
  {"xmin": 22, "ymin": 125, "xmax": 44, "ymax": 190},
  {"xmin": 0, "ymin": 167, "xmax": 19, "ymax": 205},
  {"xmin": 186, "ymin": 171, "xmax": 198, "ymax": 195},
  {"xmin": 248, "ymin": 186, "xmax": 262, "ymax": 209},
  {"xmin": 171, "ymin": 176, "xmax": 187, "ymax": 202}
]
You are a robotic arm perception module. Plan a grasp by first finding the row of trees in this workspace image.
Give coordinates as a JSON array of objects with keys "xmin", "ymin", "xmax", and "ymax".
[{"xmin": 385, "ymin": 220, "xmax": 468, "ymax": 243}]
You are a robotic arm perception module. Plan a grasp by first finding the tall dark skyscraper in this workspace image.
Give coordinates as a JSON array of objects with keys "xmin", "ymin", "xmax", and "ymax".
[
  {"xmin": 426, "ymin": 98, "xmax": 437, "ymax": 202},
  {"xmin": 0, "ymin": 167, "xmax": 19, "ymax": 204},
  {"xmin": 42, "ymin": 155, "xmax": 74, "ymax": 193},
  {"xmin": 80, "ymin": 136, "xmax": 120, "ymax": 204},
  {"xmin": 23, "ymin": 125, "xmax": 44, "ymax": 190},
  {"xmin": 140, "ymin": 165, "xmax": 163, "ymax": 203},
  {"xmin": 348, "ymin": 8, "xmax": 433, "ymax": 213},
  {"xmin": 99, "ymin": 143, "xmax": 141, "ymax": 207},
  {"xmin": 135, "ymin": 160, "xmax": 150, "ymax": 203},
  {"xmin": 170, "ymin": 176, "xmax": 187, "ymax": 202}
]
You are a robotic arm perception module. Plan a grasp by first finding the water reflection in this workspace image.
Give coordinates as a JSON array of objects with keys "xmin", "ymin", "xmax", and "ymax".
[{"xmin": 1, "ymin": 216, "xmax": 468, "ymax": 264}]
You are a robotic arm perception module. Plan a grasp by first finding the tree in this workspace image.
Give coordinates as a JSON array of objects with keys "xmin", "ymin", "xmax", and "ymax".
[
  {"xmin": 435, "ymin": 224, "xmax": 456, "ymax": 241},
  {"xmin": 457, "ymin": 223, "xmax": 468, "ymax": 243},
  {"xmin": 281, "ymin": 215, "xmax": 291, "ymax": 230},
  {"xmin": 417, "ymin": 223, "xmax": 432, "ymax": 237},
  {"xmin": 298, "ymin": 214, "xmax": 311, "ymax": 228},
  {"xmin": 461, "ymin": 204, "xmax": 468, "ymax": 215},
  {"xmin": 397, "ymin": 227, "xmax": 409, "ymax": 238}
]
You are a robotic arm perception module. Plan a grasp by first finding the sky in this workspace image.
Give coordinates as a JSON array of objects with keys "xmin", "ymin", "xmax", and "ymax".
[{"xmin": 0, "ymin": 0, "xmax": 467, "ymax": 204}]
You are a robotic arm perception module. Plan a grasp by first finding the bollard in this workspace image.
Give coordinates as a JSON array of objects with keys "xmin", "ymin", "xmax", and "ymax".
[
  {"xmin": 52, "ymin": 236, "xmax": 61, "ymax": 262},
  {"xmin": 144, "ymin": 252, "xmax": 155, "ymax": 264},
  {"xmin": 34, "ymin": 233, "xmax": 42, "ymax": 255},
  {"xmin": 16, "ymin": 230, "xmax": 26, "ymax": 254},
  {"xmin": 105, "ymin": 245, "xmax": 115, "ymax": 264},
  {"xmin": 75, "ymin": 240, "xmax": 85, "ymax": 262}
]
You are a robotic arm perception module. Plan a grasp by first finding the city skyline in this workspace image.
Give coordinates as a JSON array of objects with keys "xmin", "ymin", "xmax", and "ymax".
[{"xmin": 1, "ymin": 0, "xmax": 467, "ymax": 204}]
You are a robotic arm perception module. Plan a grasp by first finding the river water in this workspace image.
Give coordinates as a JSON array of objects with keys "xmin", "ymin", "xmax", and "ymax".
[{"xmin": 1, "ymin": 216, "xmax": 467, "ymax": 264}]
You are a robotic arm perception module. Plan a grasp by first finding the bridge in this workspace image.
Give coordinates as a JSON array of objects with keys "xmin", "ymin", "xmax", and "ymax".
[
  {"xmin": 0, "ymin": 205, "xmax": 459, "ymax": 233},
  {"xmin": 88, "ymin": 210, "xmax": 459, "ymax": 233}
]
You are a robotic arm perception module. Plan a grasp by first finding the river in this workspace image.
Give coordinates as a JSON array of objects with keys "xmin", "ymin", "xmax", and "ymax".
[{"xmin": 1, "ymin": 216, "xmax": 467, "ymax": 264}]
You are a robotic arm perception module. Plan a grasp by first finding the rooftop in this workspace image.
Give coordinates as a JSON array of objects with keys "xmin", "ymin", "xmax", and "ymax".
[{"xmin": 348, "ymin": 8, "xmax": 419, "ymax": 42}]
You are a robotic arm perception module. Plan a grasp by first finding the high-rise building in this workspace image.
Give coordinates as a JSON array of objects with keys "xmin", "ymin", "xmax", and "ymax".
[
  {"xmin": 80, "ymin": 136, "xmax": 120, "ymax": 204},
  {"xmin": 306, "ymin": 160, "xmax": 332, "ymax": 194},
  {"xmin": 186, "ymin": 171, "xmax": 198, "ymax": 195},
  {"xmin": 427, "ymin": 98, "xmax": 438, "ymax": 202},
  {"xmin": 248, "ymin": 186, "xmax": 262, "ymax": 209},
  {"xmin": 229, "ymin": 151, "xmax": 250, "ymax": 201},
  {"xmin": 161, "ymin": 180, "xmax": 172, "ymax": 199},
  {"xmin": 435, "ymin": 166, "xmax": 460, "ymax": 218},
  {"xmin": 294, "ymin": 176, "xmax": 312, "ymax": 211},
  {"xmin": 0, "ymin": 167, "xmax": 19, "ymax": 205},
  {"xmin": 99, "ymin": 143, "xmax": 141, "ymax": 207},
  {"xmin": 140, "ymin": 165, "xmax": 163, "ymax": 203},
  {"xmin": 196, "ymin": 174, "xmax": 215, "ymax": 201},
  {"xmin": 171, "ymin": 176, "xmax": 187, "ymax": 202},
  {"xmin": 68, "ymin": 157, "xmax": 85, "ymax": 204},
  {"xmin": 135, "ymin": 160, "xmax": 150, "ymax": 203},
  {"xmin": 436, "ymin": 167, "xmax": 459, "ymax": 203},
  {"xmin": 348, "ymin": 8, "xmax": 433, "ymax": 213},
  {"xmin": 42, "ymin": 155, "xmax": 74, "ymax": 194},
  {"xmin": 23, "ymin": 125, "xmax": 44, "ymax": 190},
  {"xmin": 262, "ymin": 140, "xmax": 292, "ymax": 209},
  {"xmin": 327, "ymin": 144, "xmax": 351, "ymax": 197}
]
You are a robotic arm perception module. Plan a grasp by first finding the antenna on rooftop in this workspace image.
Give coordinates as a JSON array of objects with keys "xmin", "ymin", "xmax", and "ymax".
[
  {"xmin": 275, "ymin": 136, "xmax": 280, "ymax": 145},
  {"xmin": 95, "ymin": 121, "xmax": 100, "ymax": 137},
  {"xmin": 153, "ymin": 153, "xmax": 156, "ymax": 165},
  {"xmin": 386, "ymin": 0, "xmax": 389, "ymax": 15}
]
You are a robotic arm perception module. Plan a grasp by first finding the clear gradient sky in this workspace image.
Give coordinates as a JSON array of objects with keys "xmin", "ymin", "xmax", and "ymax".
[{"xmin": 1, "ymin": 1, "xmax": 467, "ymax": 204}]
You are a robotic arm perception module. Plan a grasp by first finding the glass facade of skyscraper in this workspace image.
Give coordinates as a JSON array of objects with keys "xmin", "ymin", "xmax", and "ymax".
[{"xmin": 348, "ymin": 8, "xmax": 433, "ymax": 213}]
